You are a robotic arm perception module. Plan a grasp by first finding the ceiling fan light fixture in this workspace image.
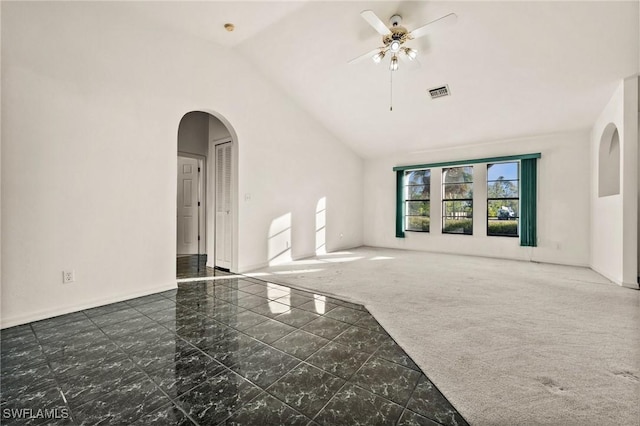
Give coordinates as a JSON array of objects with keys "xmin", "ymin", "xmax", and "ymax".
[
  {"xmin": 372, "ymin": 50, "xmax": 386, "ymax": 64},
  {"xmin": 389, "ymin": 55, "xmax": 399, "ymax": 71},
  {"xmin": 389, "ymin": 40, "xmax": 401, "ymax": 53},
  {"xmin": 404, "ymin": 47, "xmax": 417, "ymax": 60}
]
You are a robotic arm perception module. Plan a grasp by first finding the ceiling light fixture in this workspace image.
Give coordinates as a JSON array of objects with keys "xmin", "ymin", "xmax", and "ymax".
[
  {"xmin": 403, "ymin": 47, "xmax": 417, "ymax": 60},
  {"xmin": 350, "ymin": 10, "xmax": 458, "ymax": 110},
  {"xmin": 372, "ymin": 50, "xmax": 386, "ymax": 64},
  {"xmin": 224, "ymin": 23, "xmax": 235, "ymax": 32},
  {"xmin": 389, "ymin": 55, "xmax": 399, "ymax": 71}
]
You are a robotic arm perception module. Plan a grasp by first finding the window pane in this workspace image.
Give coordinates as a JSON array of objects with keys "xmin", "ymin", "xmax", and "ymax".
[
  {"xmin": 487, "ymin": 162, "xmax": 518, "ymax": 181},
  {"xmin": 442, "ymin": 200, "xmax": 472, "ymax": 218},
  {"xmin": 404, "ymin": 169, "xmax": 430, "ymax": 233},
  {"xmin": 407, "ymin": 185, "xmax": 430, "ymax": 200},
  {"xmin": 487, "ymin": 219, "xmax": 518, "ymax": 236},
  {"xmin": 487, "ymin": 162, "xmax": 519, "ymax": 237},
  {"xmin": 406, "ymin": 216, "xmax": 430, "ymax": 232},
  {"xmin": 406, "ymin": 201, "xmax": 430, "ymax": 216},
  {"xmin": 443, "ymin": 218, "xmax": 473, "ymax": 234},
  {"xmin": 487, "ymin": 179, "xmax": 519, "ymax": 198},
  {"xmin": 406, "ymin": 170, "xmax": 430, "ymax": 185},
  {"xmin": 443, "ymin": 183, "xmax": 472, "ymax": 199},
  {"xmin": 443, "ymin": 166, "xmax": 473, "ymax": 184},
  {"xmin": 488, "ymin": 200, "xmax": 519, "ymax": 219}
]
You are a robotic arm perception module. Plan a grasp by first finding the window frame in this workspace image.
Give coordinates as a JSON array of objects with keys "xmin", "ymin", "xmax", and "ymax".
[
  {"xmin": 486, "ymin": 161, "xmax": 520, "ymax": 238},
  {"xmin": 403, "ymin": 169, "xmax": 431, "ymax": 233},
  {"xmin": 441, "ymin": 166, "xmax": 474, "ymax": 235}
]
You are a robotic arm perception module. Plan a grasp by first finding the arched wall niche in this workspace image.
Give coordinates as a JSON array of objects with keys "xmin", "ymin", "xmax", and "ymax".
[{"xmin": 598, "ymin": 122, "xmax": 621, "ymax": 197}]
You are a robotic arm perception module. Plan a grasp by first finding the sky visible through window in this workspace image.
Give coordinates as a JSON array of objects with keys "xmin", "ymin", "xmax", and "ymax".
[{"xmin": 488, "ymin": 162, "xmax": 518, "ymax": 181}]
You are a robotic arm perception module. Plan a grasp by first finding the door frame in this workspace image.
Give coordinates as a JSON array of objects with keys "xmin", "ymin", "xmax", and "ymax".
[
  {"xmin": 207, "ymin": 137, "xmax": 235, "ymax": 270},
  {"xmin": 177, "ymin": 151, "xmax": 206, "ymax": 255}
]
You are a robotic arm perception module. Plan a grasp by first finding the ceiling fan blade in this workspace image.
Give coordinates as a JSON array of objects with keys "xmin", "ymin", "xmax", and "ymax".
[
  {"xmin": 348, "ymin": 47, "xmax": 383, "ymax": 64},
  {"xmin": 360, "ymin": 10, "xmax": 390, "ymax": 36},
  {"xmin": 409, "ymin": 13, "xmax": 458, "ymax": 40}
]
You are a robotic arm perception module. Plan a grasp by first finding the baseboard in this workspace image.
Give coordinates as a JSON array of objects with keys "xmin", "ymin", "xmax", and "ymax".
[
  {"xmin": 0, "ymin": 282, "xmax": 178, "ymax": 329},
  {"xmin": 237, "ymin": 261, "xmax": 269, "ymax": 274},
  {"xmin": 589, "ymin": 265, "xmax": 622, "ymax": 286},
  {"xmin": 292, "ymin": 251, "xmax": 317, "ymax": 261},
  {"xmin": 363, "ymin": 243, "xmax": 591, "ymax": 268}
]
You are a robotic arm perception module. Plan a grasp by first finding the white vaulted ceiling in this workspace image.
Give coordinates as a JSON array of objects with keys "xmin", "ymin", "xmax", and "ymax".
[{"xmin": 131, "ymin": 1, "xmax": 639, "ymax": 158}]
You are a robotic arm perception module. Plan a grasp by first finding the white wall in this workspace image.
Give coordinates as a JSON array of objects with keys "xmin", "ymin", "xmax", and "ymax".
[
  {"xmin": 1, "ymin": 2, "xmax": 363, "ymax": 327},
  {"xmin": 209, "ymin": 115, "xmax": 231, "ymax": 143},
  {"xmin": 591, "ymin": 76, "xmax": 639, "ymax": 287},
  {"xmin": 178, "ymin": 112, "xmax": 209, "ymax": 157},
  {"xmin": 0, "ymin": 2, "xmax": 3, "ymax": 303},
  {"xmin": 364, "ymin": 130, "xmax": 591, "ymax": 267}
]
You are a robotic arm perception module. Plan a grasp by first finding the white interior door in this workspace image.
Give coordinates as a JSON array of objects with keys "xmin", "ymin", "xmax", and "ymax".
[
  {"xmin": 177, "ymin": 156, "xmax": 200, "ymax": 255},
  {"xmin": 215, "ymin": 143, "xmax": 232, "ymax": 269}
]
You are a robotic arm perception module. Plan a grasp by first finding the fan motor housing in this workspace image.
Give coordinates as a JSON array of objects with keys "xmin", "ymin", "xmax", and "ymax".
[
  {"xmin": 383, "ymin": 27, "xmax": 410, "ymax": 46},
  {"xmin": 389, "ymin": 14, "xmax": 402, "ymax": 27}
]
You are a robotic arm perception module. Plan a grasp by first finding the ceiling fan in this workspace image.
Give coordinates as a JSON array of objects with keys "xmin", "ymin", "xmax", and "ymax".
[{"xmin": 350, "ymin": 10, "xmax": 457, "ymax": 71}]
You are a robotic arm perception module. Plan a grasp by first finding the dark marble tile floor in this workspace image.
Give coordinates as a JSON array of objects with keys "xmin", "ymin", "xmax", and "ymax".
[
  {"xmin": 1, "ymin": 275, "xmax": 468, "ymax": 425},
  {"xmin": 176, "ymin": 255, "xmax": 231, "ymax": 280}
]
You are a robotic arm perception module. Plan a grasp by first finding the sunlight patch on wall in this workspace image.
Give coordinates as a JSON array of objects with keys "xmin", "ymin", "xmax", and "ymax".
[
  {"xmin": 316, "ymin": 197, "xmax": 327, "ymax": 255},
  {"xmin": 268, "ymin": 213, "xmax": 292, "ymax": 266}
]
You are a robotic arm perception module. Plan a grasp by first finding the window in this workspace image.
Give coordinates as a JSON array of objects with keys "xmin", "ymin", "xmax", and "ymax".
[
  {"xmin": 442, "ymin": 166, "xmax": 473, "ymax": 234},
  {"xmin": 394, "ymin": 153, "xmax": 539, "ymax": 245},
  {"xmin": 487, "ymin": 162, "xmax": 519, "ymax": 237},
  {"xmin": 404, "ymin": 169, "xmax": 430, "ymax": 232}
]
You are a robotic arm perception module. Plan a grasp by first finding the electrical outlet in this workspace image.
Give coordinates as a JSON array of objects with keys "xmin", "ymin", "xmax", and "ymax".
[{"xmin": 62, "ymin": 270, "xmax": 75, "ymax": 284}]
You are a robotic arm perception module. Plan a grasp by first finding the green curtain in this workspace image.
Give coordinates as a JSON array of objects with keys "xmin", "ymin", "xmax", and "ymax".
[
  {"xmin": 396, "ymin": 170, "xmax": 405, "ymax": 238},
  {"xmin": 520, "ymin": 158, "xmax": 537, "ymax": 246}
]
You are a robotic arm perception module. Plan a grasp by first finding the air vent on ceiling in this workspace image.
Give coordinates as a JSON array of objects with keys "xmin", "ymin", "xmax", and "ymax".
[{"xmin": 428, "ymin": 85, "xmax": 451, "ymax": 99}]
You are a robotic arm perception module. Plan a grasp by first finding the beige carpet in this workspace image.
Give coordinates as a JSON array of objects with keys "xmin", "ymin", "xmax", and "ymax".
[{"xmin": 248, "ymin": 246, "xmax": 640, "ymax": 426}]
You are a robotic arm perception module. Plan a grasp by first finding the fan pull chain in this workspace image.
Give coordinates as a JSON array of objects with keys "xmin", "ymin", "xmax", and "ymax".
[{"xmin": 390, "ymin": 70, "xmax": 393, "ymax": 111}]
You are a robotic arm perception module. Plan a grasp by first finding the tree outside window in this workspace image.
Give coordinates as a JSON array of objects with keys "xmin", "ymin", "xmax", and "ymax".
[
  {"xmin": 442, "ymin": 166, "xmax": 473, "ymax": 234},
  {"xmin": 487, "ymin": 162, "xmax": 519, "ymax": 236},
  {"xmin": 404, "ymin": 169, "xmax": 430, "ymax": 232}
]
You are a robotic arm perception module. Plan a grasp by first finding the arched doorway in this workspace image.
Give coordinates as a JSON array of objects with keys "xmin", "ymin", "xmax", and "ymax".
[{"xmin": 176, "ymin": 111, "xmax": 238, "ymax": 276}]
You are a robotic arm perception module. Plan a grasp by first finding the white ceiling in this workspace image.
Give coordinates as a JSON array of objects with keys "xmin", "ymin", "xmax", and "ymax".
[{"xmin": 132, "ymin": 1, "xmax": 639, "ymax": 158}]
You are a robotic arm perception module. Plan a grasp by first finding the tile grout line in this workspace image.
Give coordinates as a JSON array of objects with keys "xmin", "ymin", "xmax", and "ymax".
[
  {"xmin": 398, "ymin": 371, "xmax": 428, "ymax": 426},
  {"xmin": 26, "ymin": 320, "xmax": 83, "ymax": 425}
]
